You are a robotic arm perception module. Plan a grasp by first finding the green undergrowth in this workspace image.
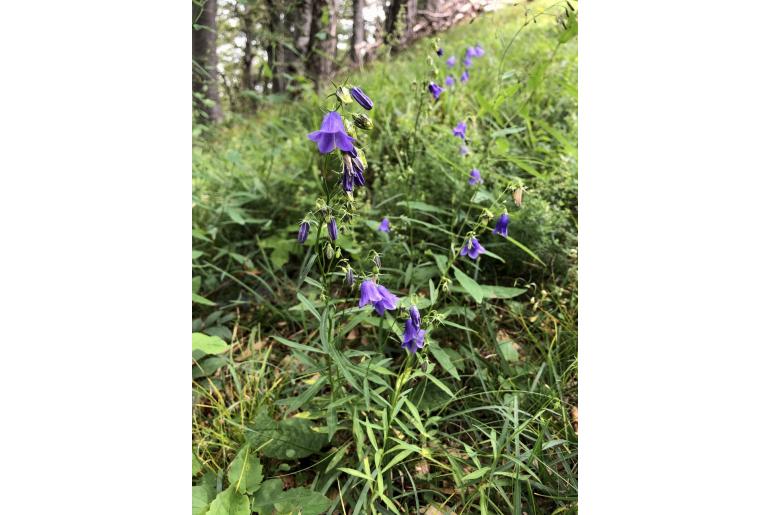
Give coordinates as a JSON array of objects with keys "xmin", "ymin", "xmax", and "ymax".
[{"xmin": 193, "ymin": 2, "xmax": 577, "ymax": 513}]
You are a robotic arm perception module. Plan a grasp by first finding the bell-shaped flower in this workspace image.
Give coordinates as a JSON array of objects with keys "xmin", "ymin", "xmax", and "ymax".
[
  {"xmin": 461, "ymin": 70, "xmax": 469, "ymax": 83},
  {"xmin": 307, "ymin": 111, "xmax": 355, "ymax": 154},
  {"xmin": 428, "ymin": 82, "xmax": 444, "ymax": 101},
  {"xmin": 409, "ymin": 305, "xmax": 421, "ymax": 328},
  {"xmin": 493, "ymin": 212, "xmax": 510, "ymax": 238},
  {"xmin": 468, "ymin": 168, "xmax": 482, "ymax": 185},
  {"xmin": 378, "ymin": 217, "xmax": 390, "ymax": 232},
  {"xmin": 445, "ymin": 75, "xmax": 455, "ymax": 87},
  {"xmin": 372, "ymin": 284, "xmax": 399, "ymax": 316},
  {"xmin": 446, "ymin": 55, "xmax": 456, "ymax": 67},
  {"xmin": 328, "ymin": 216, "xmax": 338, "ymax": 240},
  {"xmin": 460, "ymin": 236, "xmax": 486, "ymax": 260},
  {"xmin": 453, "ymin": 121, "xmax": 467, "ymax": 140},
  {"xmin": 402, "ymin": 318, "xmax": 426, "ymax": 354},
  {"xmin": 359, "ymin": 280, "xmax": 383, "ymax": 308}
]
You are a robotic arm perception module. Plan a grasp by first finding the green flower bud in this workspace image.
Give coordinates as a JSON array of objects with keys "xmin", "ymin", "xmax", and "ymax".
[
  {"xmin": 353, "ymin": 113, "xmax": 373, "ymax": 130},
  {"xmin": 336, "ymin": 86, "xmax": 353, "ymax": 104},
  {"xmin": 325, "ymin": 243, "xmax": 334, "ymax": 260}
]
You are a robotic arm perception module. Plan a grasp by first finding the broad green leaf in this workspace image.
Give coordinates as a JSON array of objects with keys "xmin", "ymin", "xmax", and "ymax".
[
  {"xmin": 192, "ymin": 356, "xmax": 227, "ymax": 379},
  {"xmin": 192, "ymin": 333, "xmax": 230, "ymax": 354},
  {"xmin": 251, "ymin": 479, "xmax": 283, "ymax": 515},
  {"xmin": 192, "ymin": 453, "xmax": 202, "ymax": 476},
  {"xmin": 192, "ymin": 485, "xmax": 212, "ymax": 515},
  {"xmin": 429, "ymin": 344, "xmax": 460, "ymax": 380},
  {"xmin": 192, "ymin": 293, "xmax": 216, "ymax": 306},
  {"xmin": 227, "ymin": 446, "xmax": 263, "ymax": 494},
  {"xmin": 273, "ymin": 487, "xmax": 331, "ymax": 514},
  {"xmin": 478, "ymin": 285, "xmax": 526, "ymax": 299},
  {"xmin": 249, "ymin": 414, "xmax": 326, "ymax": 460},
  {"xmin": 453, "ymin": 267, "xmax": 484, "ymax": 303},
  {"xmin": 206, "ymin": 486, "xmax": 250, "ymax": 515}
]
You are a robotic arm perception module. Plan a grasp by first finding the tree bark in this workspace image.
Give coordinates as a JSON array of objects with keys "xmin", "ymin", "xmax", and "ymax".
[
  {"xmin": 307, "ymin": 0, "xmax": 337, "ymax": 87},
  {"xmin": 405, "ymin": 0, "xmax": 417, "ymax": 43},
  {"xmin": 192, "ymin": 0, "xmax": 223, "ymax": 123},
  {"xmin": 266, "ymin": 0, "xmax": 289, "ymax": 94},
  {"xmin": 241, "ymin": 4, "xmax": 255, "ymax": 107},
  {"xmin": 384, "ymin": 0, "xmax": 404, "ymax": 39},
  {"xmin": 351, "ymin": 0, "xmax": 365, "ymax": 66}
]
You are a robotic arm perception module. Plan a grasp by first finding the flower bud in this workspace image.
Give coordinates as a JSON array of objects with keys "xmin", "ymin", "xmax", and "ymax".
[
  {"xmin": 335, "ymin": 246, "xmax": 342, "ymax": 259},
  {"xmin": 513, "ymin": 187, "xmax": 524, "ymax": 207},
  {"xmin": 336, "ymin": 86, "xmax": 353, "ymax": 104},
  {"xmin": 373, "ymin": 254, "xmax": 381, "ymax": 268},
  {"xmin": 353, "ymin": 113, "xmax": 373, "ymax": 130},
  {"xmin": 325, "ymin": 243, "xmax": 334, "ymax": 260}
]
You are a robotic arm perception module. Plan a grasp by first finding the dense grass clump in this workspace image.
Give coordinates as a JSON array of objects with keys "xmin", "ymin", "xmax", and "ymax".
[{"xmin": 193, "ymin": 2, "xmax": 577, "ymax": 513}]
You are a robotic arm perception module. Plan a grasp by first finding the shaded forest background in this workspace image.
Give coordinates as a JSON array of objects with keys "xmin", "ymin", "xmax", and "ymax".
[{"xmin": 193, "ymin": 0, "xmax": 504, "ymax": 122}]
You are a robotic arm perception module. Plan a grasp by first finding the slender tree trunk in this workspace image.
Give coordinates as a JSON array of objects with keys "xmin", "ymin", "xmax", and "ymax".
[
  {"xmin": 307, "ymin": 0, "xmax": 337, "ymax": 87},
  {"xmin": 384, "ymin": 0, "xmax": 404, "ymax": 39},
  {"xmin": 192, "ymin": 0, "xmax": 222, "ymax": 123},
  {"xmin": 266, "ymin": 0, "xmax": 289, "ymax": 94},
  {"xmin": 404, "ymin": 0, "xmax": 417, "ymax": 43},
  {"xmin": 241, "ymin": 5, "xmax": 255, "ymax": 108},
  {"xmin": 351, "ymin": 0, "xmax": 365, "ymax": 65}
]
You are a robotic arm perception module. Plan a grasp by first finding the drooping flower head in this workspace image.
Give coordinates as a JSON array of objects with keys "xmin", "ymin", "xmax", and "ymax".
[
  {"xmin": 436, "ymin": 47, "xmax": 444, "ymax": 56},
  {"xmin": 474, "ymin": 44, "xmax": 485, "ymax": 57},
  {"xmin": 460, "ymin": 236, "xmax": 486, "ymax": 260},
  {"xmin": 378, "ymin": 217, "xmax": 390, "ymax": 232},
  {"xmin": 402, "ymin": 318, "xmax": 426, "ymax": 354},
  {"xmin": 446, "ymin": 55, "xmax": 456, "ymax": 67},
  {"xmin": 427, "ymin": 82, "xmax": 444, "ymax": 101},
  {"xmin": 459, "ymin": 144, "xmax": 469, "ymax": 156},
  {"xmin": 307, "ymin": 111, "xmax": 355, "ymax": 154},
  {"xmin": 465, "ymin": 46, "xmax": 478, "ymax": 59},
  {"xmin": 373, "ymin": 284, "xmax": 399, "ymax": 315},
  {"xmin": 453, "ymin": 121, "xmax": 467, "ymax": 140},
  {"xmin": 328, "ymin": 216, "xmax": 338, "ymax": 240},
  {"xmin": 409, "ymin": 305, "xmax": 421, "ymax": 328},
  {"xmin": 445, "ymin": 75, "xmax": 455, "ymax": 87},
  {"xmin": 463, "ymin": 56, "xmax": 472, "ymax": 67},
  {"xmin": 461, "ymin": 70, "xmax": 469, "ymax": 83},
  {"xmin": 350, "ymin": 86, "xmax": 374, "ymax": 110},
  {"xmin": 345, "ymin": 267, "xmax": 355, "ymax": 287},
  {"xmin": 342, "ymin": 152, "xmax": 365, "ymax": 192},
  {"xmin": 468, "ymin": 168, "xmax": 482, "ymax": 185},
  {"xmin": 493, "ymin": 212, "xmax": 510, "ymax": 238},
  {"xmin": 297, "ymin": 221, "xmax": 310, "ymax": 243},
  {"xmin": 359, "ymin": 280, "xmax": 383, "ymax": 308}
]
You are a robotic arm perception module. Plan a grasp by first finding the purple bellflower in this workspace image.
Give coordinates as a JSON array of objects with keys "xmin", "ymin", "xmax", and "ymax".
[
  {"xmin": 453, "ymin": 121, "xmax": 467, "ymax": 140},
  {"xmin": 402, "ymin": 318, "xmax": 426, "ymax": 354},
  {"xmin": 345, "ymin": 267, "xmax": 355, "ymax": 287},
  {"xmin": 350, "ymin": 86, "xmax": 374, "ymax": 110},
  {"xmin": 409, "ymin": 305, "xmax": 421, "ymax": 328},
  {"xmin": 445, "ymin": 75, "xmax": 455, "ymax": 87},
  {"xmin": 493, "ymin": 212, "xmax": 510, "ymax": 238},
  {"xmin": 297, "ymin": 221, "xmax": 310, "ymax": 243},
  {"xmin": 461, "ymin": 70, "xmax": 469, "ymax": 83},
  {"xmin": 307, "ymin": 111, "xmax": 355, "ymax": 154},
  {"xmin": 437, "ymin": 47, "xmax": 444, "ymax": 56},
  {"xmin": 474, "ymin": 44, "xmax": 485, "ymax": 57},
  {"xmin": 446, "ymin": 55, "xmax": 456, "ymax": 67},
  {"xmin": 378, "ymin": 217, "xmax": 390, "ymax": 232},
  {"xmin": 342, "ymin": 152, "xmax": 366, "ymax": 192},
  {"xmin": 428, "ymin": 82, "xmax": 444, "ymax": 101},
  {"xmin": 373, "ymin": 284, "xmax": 399, "ymax": 315},
  {"xmin": 468, "ymin": 168, "xmax": 482, "ymax": 185},
  {"xmin": 359, "ymin": 280, "xmax": 383, "ymax": 307},
  {"xmin": 328, "ymin": 216, "xmax": 338, "ymax": 240},
  {"xmin": 465, "ymin": 46, "xmax": 478, "ymax": 59},
  {"xmin": 460, "ymin": 236, "xmax": 486, "ymax": 260},
  {"xmin": 463, "ymin": 56, "xmax": 472, "ymax": 67}
]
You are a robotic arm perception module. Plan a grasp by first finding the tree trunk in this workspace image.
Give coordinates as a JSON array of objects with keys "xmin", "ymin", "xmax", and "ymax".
[
  {"xmin": 192, "ymin": 0, "xmax": 223, "ymax": 123},
  {"xmin": 307, "ymin": 0, "xmax": 337, "ymax": 87},
  {"xmin": 241, "ymin": 5, "xmax": 255, "ymax": 108},
  {"xmin": 351, "ymin": 0, "xmax": 365, "ymax": 66},
  {"xmin": 266, "ymin": 0, "xmax": 288, "ymax": 94},
  {"xmin": 405, "ymin": 0, "xmax": 417, "ymax": 43},
  {"xmin": 384, "ymin": 0, "xmax": 404, "ymax": 39}
]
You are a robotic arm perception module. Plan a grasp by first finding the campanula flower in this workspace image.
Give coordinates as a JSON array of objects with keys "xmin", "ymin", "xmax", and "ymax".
[
  {"xmin": 465, "ymin": 46, "xmax": 477, "ymax": 59},
  {"xmin": 402, "ymin": 318, "xmax": 426, "ymax": 354},
  {"xmin": 468, "ymin": 168, "xmax": 482, "ymax": 185},
  {"xmin": 328, "ymin": 216, "xmax": 338, "ymax": 240},
  {"xmin": 352, "ymin": 113, "xmax": 373, "ymax": 130},
  {"xmin": 350, "ymin": 86, "xmax": 374, "ymax": 110},
  {"xmin": 342, "ymin": 153, "xmax": 365, "ymax": 192},
  {"xmin": 297, "ymin": 221, "xmax": 310, "ymax": 243},
  {"xmin": 345, "ymin": 267, "xmax": 355, "ymax": 287},
  {"xmin": 463, "ymin": 56, "xmax": 472, "ymax": 67},
  {"xmin": 437, "ymin": 47, "xmax": 444, "ymax": 56},
  {"xmin": 307, "ymin": 111, "xmax": 355, "ymax": 154},
  {"xmin": 461, "ymin": 70, "xmax": 469, "ymax": 83},
  {"xmin": 445, "ymin": 75, "xmax": 455, "ymax": 87},
  {"xmin": 409, "ymin": 305, "xmax": 421, "ymax": 328},
  {"xmin": 378, "ymin": 217, "xmax": 390, "ymax": 232},
  {"xmin": 446, "ymin": 55, "xmax": 456, "ymax": 67},
  {"xmin": 460, "ymin": 236, "xmax": 486, "ymax": 260},
  {"xmin": 493, "ymin": 212, "xmax": 510, "ymax": 238},
  {"xmin": 459, "ymin": 144, "xmax": 469, "ymax": 156},
  {"xmin": 453, "ymin": 121, "xmax": 467, "ymax": 140},
  {"xmin": 428, "ymin": 82, "xmax": 444, "ymax": 101},
  {"xmin": 474, "ymin": 44, "xmax": 485, "ymax": 57},
  {"xmin": 373, "ymin": 284, "xmax": 399, "ymax": 315},
  {"xmin": 359, "ymin": 280, "xmax": 383, "ymax": 307}
]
